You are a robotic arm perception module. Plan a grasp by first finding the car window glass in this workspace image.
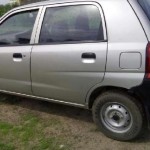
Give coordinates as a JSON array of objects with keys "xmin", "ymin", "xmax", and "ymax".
[
  {"xmin": 40, "ymin": 5, "xmax": 104, "ymax": 43},
  {"xmin": 0, "ymin": 10, "xmax": 38, "ymax": 45},
  {"xmin": 138, "ymin": 0, "xmax": 150, "ymax": 21}
]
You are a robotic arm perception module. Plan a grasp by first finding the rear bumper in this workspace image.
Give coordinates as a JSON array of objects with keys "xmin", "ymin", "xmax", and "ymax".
[{"xmin": 130, "ymin": 79, "xmax": 150, "ymax": 129}]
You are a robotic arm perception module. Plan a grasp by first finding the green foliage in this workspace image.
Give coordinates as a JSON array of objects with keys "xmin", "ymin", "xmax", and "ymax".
[{"xmin": 0, "ymin": 3, "xmax": 19, "ymax": 17}]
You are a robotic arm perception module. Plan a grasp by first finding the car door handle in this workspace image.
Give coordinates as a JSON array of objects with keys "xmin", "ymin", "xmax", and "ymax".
[
  {"xmin": 82, "ymin": 53, "xmax": 96, "ymax": 59},
  {"xmin": 13, "ymin": 53, "xmax": 23, "ymax": 62},
  {"xmin": 13, "ymin": 53, "xmax": 23, "ymax": 58},
  {"xmin": 81, "ymin": 53, "xmax": 96, "ymax": 64}
]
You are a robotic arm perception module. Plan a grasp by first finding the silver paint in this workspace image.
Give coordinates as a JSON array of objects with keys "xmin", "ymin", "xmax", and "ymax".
[{"xmin": 0, "ymin": 0, "xmax": 149, "ymax": 108}]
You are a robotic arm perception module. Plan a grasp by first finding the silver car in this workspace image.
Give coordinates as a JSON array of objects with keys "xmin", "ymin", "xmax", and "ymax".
[{"xmin": 0, "ymin": 0, "xmax": 149, "ymax": 141}]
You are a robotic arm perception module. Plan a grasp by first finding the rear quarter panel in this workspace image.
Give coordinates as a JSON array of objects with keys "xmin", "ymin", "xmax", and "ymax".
[{"xmin": 86, "ymin": 0, "xmax": 148, "ymax": 104}]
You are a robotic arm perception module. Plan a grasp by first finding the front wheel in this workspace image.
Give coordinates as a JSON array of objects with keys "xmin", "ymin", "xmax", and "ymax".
[{"xmin": 92, "ymin": 91, "xmax": 144, "ymax": 141}]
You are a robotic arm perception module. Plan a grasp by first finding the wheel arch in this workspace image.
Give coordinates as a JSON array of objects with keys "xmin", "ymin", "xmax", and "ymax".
[{"xmin": 87, "ymin": 85, "xmax": 146, "ymax": 112}]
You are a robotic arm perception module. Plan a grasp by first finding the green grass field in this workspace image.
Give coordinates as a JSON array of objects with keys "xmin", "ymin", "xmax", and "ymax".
[{"xmin": 0, "ymin": 95, "xmax": 72, "ymax": 150}]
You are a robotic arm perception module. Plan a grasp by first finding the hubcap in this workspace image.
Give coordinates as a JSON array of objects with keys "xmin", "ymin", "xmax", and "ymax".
[{"xmin": 101, "ymin": 103, "xmax": 132, "ymax": 133}]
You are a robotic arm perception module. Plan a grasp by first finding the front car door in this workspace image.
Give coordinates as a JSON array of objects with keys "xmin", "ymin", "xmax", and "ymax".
[
  {"xmin": 32, "ymin": 2, "xmax": 107, "ymax": 104},
  {"xmin": 0, "ymin": 7, "xmax": 41, "ymax": 94}
]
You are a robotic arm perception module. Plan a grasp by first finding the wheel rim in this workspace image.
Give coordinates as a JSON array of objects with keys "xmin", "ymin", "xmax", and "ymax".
[{"xmin": 100, "ymin": 103, "xmax": 133, "ymax": 133}]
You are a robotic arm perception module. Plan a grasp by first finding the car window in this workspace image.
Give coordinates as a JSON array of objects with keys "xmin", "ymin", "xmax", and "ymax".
[
  {"xmin": 0, "ymin": 10, "xmax": 38, "ymax": 45},
  {"xmin": 40, "ymin": 5, "xmax": 104, "ymax": 44},
  {"xmin": 138, "ymin": 0, "xmax": 150, "ymax": 21}
]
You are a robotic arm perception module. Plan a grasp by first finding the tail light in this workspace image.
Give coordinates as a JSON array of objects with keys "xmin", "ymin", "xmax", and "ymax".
[{"xmin": 146, "ymin": 42, "xmax": 150, "ymax": 78}]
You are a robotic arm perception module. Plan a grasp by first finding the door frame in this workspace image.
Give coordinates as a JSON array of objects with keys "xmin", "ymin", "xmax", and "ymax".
[
  {"xmin": 0, "ymin": 6, "xmax": 44, "ymax": 95},
  {"xmin": 34, "ymin": 1, "xmax": 107, "ymax": 44}
]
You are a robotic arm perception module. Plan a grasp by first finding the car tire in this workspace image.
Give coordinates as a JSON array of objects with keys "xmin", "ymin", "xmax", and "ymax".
[{"xmin": 92, "ymin": 91, "xmax": 144, "ymax": 141}]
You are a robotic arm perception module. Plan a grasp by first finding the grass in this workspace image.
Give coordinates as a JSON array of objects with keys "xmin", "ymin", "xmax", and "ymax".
[
  {"xmin": 0, "ymin": 97, "xmax": 72, "ymax": 150},
  {"xmin": 0, "ymin": 116, "xmax": 70, "ymax": 150},
  {"xmin": 0, "ymin": 142, "xmax": 15, "ymax": 150}
]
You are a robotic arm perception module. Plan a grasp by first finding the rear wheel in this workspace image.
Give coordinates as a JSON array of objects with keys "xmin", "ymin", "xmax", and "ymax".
[{"xmin": 92, "ymin": 91, "xmax": 144, "ymax": 141}]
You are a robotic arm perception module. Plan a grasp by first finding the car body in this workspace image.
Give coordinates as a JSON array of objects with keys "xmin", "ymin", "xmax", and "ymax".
[{"xmin": 0, "ymin": 0, "xmax": 149, "ymax": 141}]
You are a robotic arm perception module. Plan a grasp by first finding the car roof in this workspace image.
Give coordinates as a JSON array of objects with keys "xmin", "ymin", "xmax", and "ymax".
[
  {"xmin": 12, "ymin": 0, "xmax": 125, "ymax": 10},
  {"xmin": 13, "ymin": 0, "xmax": 93, "ymax": 10}
]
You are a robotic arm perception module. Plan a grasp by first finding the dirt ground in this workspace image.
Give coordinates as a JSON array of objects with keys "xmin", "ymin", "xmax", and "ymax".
[{"xmin": 0, "ymin": 94, "xmax": 150, "ymax": 150}]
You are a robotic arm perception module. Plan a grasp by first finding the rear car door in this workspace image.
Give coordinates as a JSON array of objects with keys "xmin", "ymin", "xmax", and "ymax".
[
  {"xmin": 0, "ymin": 7, "xmax": 41, "ymax": 94},
  {"xmin": 31, "ymin": 2, "xmax": 107, "ymax": 104}
]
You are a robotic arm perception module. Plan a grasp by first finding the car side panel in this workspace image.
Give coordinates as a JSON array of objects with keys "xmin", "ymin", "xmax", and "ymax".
[
  {"xmin": 100, "ymin": 0, "xmax": 147, "ymax": 83},
  {"xmin": 86, "ymin": 0, "xmax": 148, "ymax": 104},
  {"xmin": 0, "ymin": 7, "xmax": 43, "ymax": 95},
  {"xmin": 0, "ymin": 46, "xmax": 32, "ymax": 94},
  {"xmin": 31, "ymin": 43, "xmax": 107, "ymax": 104},
  {"xmin": 128, "ymin": 0, "xmax": 150, "ymax": 41}
]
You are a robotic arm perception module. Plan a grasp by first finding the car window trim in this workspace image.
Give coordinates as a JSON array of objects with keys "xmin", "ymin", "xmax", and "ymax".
[
  {"xmin": 35, "ymin": 1, "xmax": 107, "ymax": 44},
  {"xmin": 0, "ymin": 39, "xmax": 107, "ymax": 48},
  {"xmin": 0, "ymin": 6, "xmax": 43, "ymax": 47}
]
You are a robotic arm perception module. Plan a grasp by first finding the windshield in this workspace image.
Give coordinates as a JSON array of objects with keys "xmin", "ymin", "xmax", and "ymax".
[{"xmin": 138, "ymin": 0, "xmax": 150, "ymax": 20}]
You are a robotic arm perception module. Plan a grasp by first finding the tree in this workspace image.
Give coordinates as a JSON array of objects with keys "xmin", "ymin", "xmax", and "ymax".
[
  {"xmin": 19, "ymin": 0, "xmax": 42, "ymax": 5},
  {"xmin": 0, "ymin": 3, "xmax": 18, "ymax": 17},
  {"xmin": 10, "ymin": 0, "xmax": 20, "ymax": 5}
]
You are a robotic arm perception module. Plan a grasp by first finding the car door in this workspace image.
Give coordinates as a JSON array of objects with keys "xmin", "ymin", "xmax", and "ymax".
[
  {"xmin": 31, "ymin": 2, "xmax": 107, "ymax": 104},
  {"xmin": 0, "ymin": 7, "xmax": 41, "ymax": 94}
]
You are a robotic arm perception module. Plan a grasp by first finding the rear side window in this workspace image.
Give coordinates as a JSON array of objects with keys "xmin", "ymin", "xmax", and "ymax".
[
  {"xmin": 138, "ymin": 0, "xmax": 150, "ymax": 20},
  {"xmin": 0, "ymin": 10, "xmax": 38, "ymax": 45},
  {"xmin": 39, "ymin": 5, "xmax": 104, "ymax": 44}
]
